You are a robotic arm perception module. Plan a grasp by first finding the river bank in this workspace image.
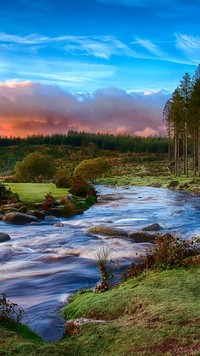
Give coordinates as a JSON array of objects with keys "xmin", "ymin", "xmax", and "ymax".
[{"xmin": 1, "ymin": 266, "xmax": 200, "ymax": 355}]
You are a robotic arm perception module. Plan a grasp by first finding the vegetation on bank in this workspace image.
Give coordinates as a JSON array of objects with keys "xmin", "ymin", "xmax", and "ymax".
[{"xmin": 0, "ymin": 267, "xmax": 199, "ymax": 355}]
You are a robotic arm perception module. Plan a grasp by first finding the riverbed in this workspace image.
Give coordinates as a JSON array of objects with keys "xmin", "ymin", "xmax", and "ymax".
[{"xmin": 0, "ymin": 185, "xmax": 199, "ymax": 341}]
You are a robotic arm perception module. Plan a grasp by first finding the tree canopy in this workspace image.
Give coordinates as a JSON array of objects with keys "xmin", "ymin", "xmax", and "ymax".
[
  {"xmin": 14, "ymin": 152, "xmax": 56, "ymax": 182},
  {"xmin": 74, "ymin": 157, "xmax": 110, "ymax": 182}
]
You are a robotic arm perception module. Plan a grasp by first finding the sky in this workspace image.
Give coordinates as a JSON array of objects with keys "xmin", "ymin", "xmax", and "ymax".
[{"xmin": 0, "ymin": 0, "xmax": 200, "ymax": 137}]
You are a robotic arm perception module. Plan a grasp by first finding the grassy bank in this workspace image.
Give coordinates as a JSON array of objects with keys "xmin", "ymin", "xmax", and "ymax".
[
  {"xmin": 5, "ymin": 183, "xmax": 68, "ymax": 204},
  {"xmin": 0, "ymin": 267, "xmax": 199, "ymax": 355},
  {"xmin": 100, "ymin": 157, "xmax": 200, "ymax": 193}
]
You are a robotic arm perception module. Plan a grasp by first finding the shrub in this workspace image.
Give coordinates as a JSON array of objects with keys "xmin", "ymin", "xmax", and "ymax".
[
  {"xmin": 54, "ymin": 168, "xmax": 71, "ymax": 188},
  {"xmin": 0, "ymin": 293, "xmax": 24, "ymax": 322},
  {"xmin": 42, "ymin": 192, "xmax": 56, "ymax": 210},
  {"xmin": 0, "ymin": 183, "xmax": 19, "ymax": 204},
  {"xmin": 69, "ymin": 177, "xmax": 97, "ymax": 199},
  {"xmin": 92, "ymin": 246, "xmax": 115, "ymax": 292},
  {"xmin": 122, "ymin": 235, "xmax": 197, "ymax": 280},
  {"xmin": 145, "ymin": 234, "xmax": 195, "ymax": 270}
]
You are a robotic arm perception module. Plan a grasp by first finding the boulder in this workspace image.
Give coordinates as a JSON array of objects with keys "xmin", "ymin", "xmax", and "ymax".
[
  {"xmin": 141, "ymin": 223, "xmax": 163, "ymax": 232},
  {"xmin": 0, "ymin": 232, "xmax": 11, "ymax": 243},
  {"xmin": 87, "ymin": 226, "xmax": 128, "ymax": 237},
  {"xmin": 28, "ymin": 210, "xmax": 46, "ymax": 220},
  {"xmin": 3, "ymin": 212, "xmax": 38, "ymax": 225},
  {"xmin": 128, "ymin": 232, "xmax": 158, "ymax": 243}
]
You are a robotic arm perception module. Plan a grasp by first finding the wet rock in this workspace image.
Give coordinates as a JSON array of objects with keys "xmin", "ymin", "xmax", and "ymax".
[
  {"xmin": 87, "ymin": 226, "xmax": 128, "ymax": 237},
  {"xmin": 65, "ymin": 318, "xmax": 108, "ymax": 336},
  {"xmin": 18, "ymin": 206, "xmax": 28, "ymax": 213},
  {"xmin": 0, "ymin": 232, "xmax": 11, "ymax": 243},
  {"xmin": 28, "ymin": 210, "xmax": 46, "ymax": 220},
  {"xmin": 128, "ymin": 232, "xmax": 158, "ymax": 243},
  {"xmin": 49, "ymin": 207, "xmax": 62, "ymax": 217},
  {"xmin": 3, "ymin": 212, "xmax": 38, "ymax": 225},
  {"xmin": 141, "ymin": 223, "xmax": 163, "ymax": 232},
  {"xmin": 0, "ymin": 214, "xmax": 4, "ymax": 220},
  {"xmin": 54, "ymin": 222, "xmax": 65, "ymax": 227}
]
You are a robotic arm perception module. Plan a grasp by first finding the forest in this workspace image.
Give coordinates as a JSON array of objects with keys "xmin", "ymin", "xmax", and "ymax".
[
  {"xmin": 0, "ymin": 131, "xmax": 168, "ymax": 154},
  {"xmin": 163, "ymin": 63, "xmax": 200, "ymax": 176}
]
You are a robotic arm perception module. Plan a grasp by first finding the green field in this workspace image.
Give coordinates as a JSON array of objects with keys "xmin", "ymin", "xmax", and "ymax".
[{"xmin": 5, "ymin": 183, "xmax": 68, "ymax": 204}]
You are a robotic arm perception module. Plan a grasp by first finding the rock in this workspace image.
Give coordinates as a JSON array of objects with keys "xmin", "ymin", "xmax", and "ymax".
[
  {"xmin": 65, "ymin": 318, "xmax": 108, "ymax": 336},
  {"xmin": 49, "ymin": 207, "xmax": 62, "ymax": 217},
  {"xmin": 0, "ymin": 214, "xmax": 4, "ymax": 221},
  {"xmin": 0, "ymin": 232, "xmax": 11, "ymax": 243},
  {"xmin": 54, "ymin": 222, "xmax": 65, "ymax": 227},
  {"xmin": 3, "ymin": 212, "xmax": 38, "ymax": 225},
  {"xmin": 87, "ymin": 226, "xmax": 128, "ymax": 237},
  {"xmin": 128, "ymin": 232, "xmax": 158, "ymax": 243},
  {"xmin": 18, "ymin": 206, "xmax": 28, "ymax": 213},
  {"xmin": 28, "ymin": 210, "xmax": 46, "ymax": 220},
  {"xmin": 141, "ymin": 223, "xmax": 163, "ymax": 232}
]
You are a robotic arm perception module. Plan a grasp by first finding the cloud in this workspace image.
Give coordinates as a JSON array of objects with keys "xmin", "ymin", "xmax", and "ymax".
[
  {"xmin": 133, "ymin": 38, "xmax": 165, "ymax": 57},
  {"xmin": 0, "ymin": 80, "xmax": 169, "ymax": 137},
  {"xmin": 175, "ymin": 33, "xmax": 200, "ymax": 63},
  {"xmin": 0, "ymin": 32, "xmax": 137, "ymax": 59}
]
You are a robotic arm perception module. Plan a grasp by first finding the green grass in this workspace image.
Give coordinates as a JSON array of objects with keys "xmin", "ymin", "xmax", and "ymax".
[
  {"xmin": 1, "ymin": 267, "xmax": 199, "ymax": 355},
  {"xmin": 5, "ymin": 183, "xmax": 68, "ymax": 204},
  {"xmin": 62, "ymin": 267, "xmax": 200, "ymax": 355}
]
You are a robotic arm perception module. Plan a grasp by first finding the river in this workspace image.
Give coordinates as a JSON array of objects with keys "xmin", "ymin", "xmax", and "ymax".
[{"xmin": 0, "ymin": 185, "xmax": 199, "ymax": 341}]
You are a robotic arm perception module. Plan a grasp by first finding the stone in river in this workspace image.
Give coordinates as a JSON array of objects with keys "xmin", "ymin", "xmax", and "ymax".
[
  {"xmin": 141, "ymin": 223, "xmax": 163, "ymax": 232},
  {"xmin": 3, "ymin": 212, "xmax": 38, "ymax": 225},
  {"xmin": 128, "ymin": 232, "xmax": 158, "ymax": 243},
  {"xmin": 0, "ymin": 232, "xmax": 11, "ymax": 243}
]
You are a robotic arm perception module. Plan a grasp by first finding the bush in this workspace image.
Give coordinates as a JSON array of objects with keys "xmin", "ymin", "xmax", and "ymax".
[
  {"xmin": 42, "ymin": 192, "xmax": 56, "ymax": 210},
  {"xmin": 54, "ymin": 168, "xmax": 72, "ymax": 188},
  {"xmin": 146, "ymin": 234, "xmax": 195, "ymax": 270},
  {"xmin": 0, "ymin": 183, "xmax": 19, "ymax": 204},
  {"xmin": 122, "ymin": 235, "xmax": 197, "ymax": 280},
  {"xmin": 0, "ymin": 293, "xmax": 24, "ymax": 322},
  {"xmin": 69, "ymin": 177, "xmax": 97, "ymax": 199},
  {"xmin": 74, "ymin": 158, "xmax": 110, "ymax": 182}
]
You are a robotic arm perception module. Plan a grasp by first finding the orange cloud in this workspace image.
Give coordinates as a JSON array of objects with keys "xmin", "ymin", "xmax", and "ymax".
[{"xmin": 0, "ymin": 81, "xmax": 169, "ymax": 137}]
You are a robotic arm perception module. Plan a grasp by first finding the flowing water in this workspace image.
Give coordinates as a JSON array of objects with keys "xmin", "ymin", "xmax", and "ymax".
[{"xmin": 0, "ymin": 185, "xmax": 199, "ymax": 341}]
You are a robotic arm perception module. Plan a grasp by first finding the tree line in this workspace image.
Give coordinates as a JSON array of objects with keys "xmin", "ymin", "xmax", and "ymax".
[
  {"xmin": 163, "ymin": 64, "xmax": 200, "ymax": 176},
  {"xmin": 0, "ymin": 132, "xmax": 168, "ymax": 154}
]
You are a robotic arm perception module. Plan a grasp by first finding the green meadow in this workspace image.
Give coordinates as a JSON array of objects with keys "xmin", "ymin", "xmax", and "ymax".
[{"xmin": 5, "ymin": 183, "xmax": 68, "ymax": 204}]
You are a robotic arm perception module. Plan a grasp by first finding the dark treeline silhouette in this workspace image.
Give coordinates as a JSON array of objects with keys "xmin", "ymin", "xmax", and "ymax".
[{"xmin": 0, "ymin": 131, "xmax": 168, "ymax": 154}]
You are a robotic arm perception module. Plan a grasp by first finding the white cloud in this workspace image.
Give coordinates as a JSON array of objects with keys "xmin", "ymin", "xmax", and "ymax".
[
  {"xmin": 133, "ymin": 38, "xmax": 165, "ymax": 57},
  {"xmin": 175, "ymin": 33, "xmax": 200, "ymax": 63}
]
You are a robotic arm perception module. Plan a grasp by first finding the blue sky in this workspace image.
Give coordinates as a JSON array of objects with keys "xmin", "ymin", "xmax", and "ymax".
[{"xmin": 0, "ymin": 0, "xmax": 199, "ymax": 136}]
